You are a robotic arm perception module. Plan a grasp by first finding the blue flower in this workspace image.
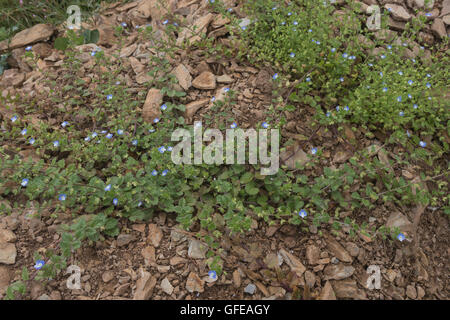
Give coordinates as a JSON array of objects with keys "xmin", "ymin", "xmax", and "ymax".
[
  {"xmin": 101, "ymin": 130, "xmax": 108, "ymax": 134},
  {"xmin": 115, "ymin": 81, "xmax": 121, "ymax": 85},
  {"xmin": 167, "ymin": 146, "xmax": 173, "ymax": 152},
  {"xmin": 21, "ymin": 178, "xmax": 29, "ymax": 187},
  {"xmin": 326, "ymin": 112, "xmax": 331, "ymax": 117},
  {"xmin": 413, "ymin": 104, "xmax": 418, "ymax": 109},
  {"xmin": 316, "ymin": 41, "xmax": 321, "ymax": 45},
  {"xmin": 228, "ymin": 8, "xmax": 233, "ymax": 12},
  {"xmin": 383, "ymin": 87, "xmax": 388, "ymax": 92},
  {"xmin": 406, "ymin": 130, "xmax": 411, "ymax": 137},
  {"xmin": 29, "ymin": 138, "xmax": 35, "ymax": 145},
  {"xmin": 151, "ymin": 170, "xmax": 158, "ymax": 176},
  {"xmin": 138, "ymin": 201, "xmax": 143, "ymax": 207},
  {"xmin": 58, "ymin": 194, "xmax": 67, "ymax": 201},
  {"xmin": 106, "ymin": 133, "xmax": 113, "ymax": 139},
  {"xmin": 230, "ymin": 122, "xmax": 237, "ymax": 129},
  {"xmin": 132, "ymin": 139, "xmax": 138, "ymax": 146},
  {"xmin": 344, "ymin": 106, "xmax": 349, "ymax": 111},
  {"xmin": 161, "ymin": 104, "xmax": 167, "ymax": 111},
  {"xmin": 425, "ymin": 12, "xmax": 432, "ymax": 17},
  {"xmin": 331, "ymin": 48, "xmax": 336, "ymax": 53},
  {"xmin": 153, "ymin": 118, "xmax": 160, "ymax": 123},
  {"xmin": 53, "ymin": 141, "xmax": 60, "ymax": 147},
  {"xmin": 262, "ymin": 122, "xmax": 269, "ymax": 129},
  {"xmin": 158, "ymin": 146, "xmax": 166, "ymax": 153},
  {"xmin": 223, "ymin": 87, "xmax": 230, "ymax": 93},
  {"xmin": 21, "ymin": 128, "xmax": 27, "ymax": 135},
  {"xmin": 336, "ymin": 106, "xmax": 340, "ymax": 111},
  {"xmin": 368, "ymin": 63, "xmax": 373, "ymax": 67},
  {"xmin": 380, "ymin": 55, "xmax": 386, "ymax": 59},
  {"xmin": 398, "ymin": 71, "xmax": 403, "ymax": 76},
  {"xmin": 105, "ymin": 184, "xmax": 111, "ymax": 192},
  {"xmin": 85, "ymin": 136, "xmax": 91, "ymax": 142},
  {"xmin": 61, "ymin": 121, "xmax": 69, "ymax": 128},
  {"xmin": 408, "ymin": 80, "xmax": 413, "ymax": 85},
  {"xmin": 272, "ymin": 73, "xmax": 278, "ymax": 80},
  {"xmin": 308, "ymin": 29, "xmax": 312, "ymax": 32},
  {"xmin": 408, "ymin": 94, "xmax": 412, "ymax": 99},
  {"xmin": 91, "ymin": 132, "xmax": 98, "ymax": 138},
  {"xmin": 162, "ymin": 19, "xmax": 169, "ymax": 25},
  {"xmin": 288, "ymin": 12, "xmax": 292, "ymax": 16},
  {"xmin": 290, "ymin": 52, "xmax": 295, "ymax": 58},
  {"xmin": 25, "ymin": 46, "xmax": 32, "ymax": 51},
  {"xmin": 208, "ymin": 270, "xmax": 217, "ymax": 280},
  {"xmin": 91, "ymin": 51, "xmax": 97, "ymax": 56},
  {"xmin": 211, "ymin": 96, "xmax": 216, "ymax": 102},
  {"xmin": 306, "ymin": 77, "xmax": 311, "ymax": 82},
  {"xmin": 426, "ymin": 74, "xmax": 431, "ymax": 78},
  {"xmin": 379, "ymin": 71, "xmax": 383, "ymax": 77},
  {"xmin": 34, "ymin": 260, "xmax": 45, "ymax": 270},
  {"xmin": 148, "ymin": 128, "xmax": 155, "ymax": 133},
  {"xmin": 281, "ymin": 21, "xmax": 286, "ymax": 25},
  {"xmin": 342, "ymin": 53, "xmax": 348, "ymax": 59},
  {"xmin": 387, "ymin": 45, "xmax": 392, "ymax": 50},
  {"xmin": 426, "ymin": 83, "xmax": 431, "ymax": 88},
  {"xmin": 397, "ymin": 233, "xmax": 405, "ymax": 241},
  {"xmin": 11, "ymin": 116, "xmax": 18, "ymax": 122},
  {"xmin": 399, "ymin": 111, "xmax": 404, "ymax": 116},
  {"xmin": 113, "ymin": 198, "xmax": 118, "ymax": 206},
  {"xmin": 419, "ymin": 141, "xmax": 426, "ymax": 148},
  {"xmin": 121, "ymin": 22, "xmax": 127, "ymax": 27},
  {"xmin": 311, "ymin": 148, "xmax": 317, "ymax": 155},
  {"xmin": 293, "ymin": 21, "xmax": 298, "ymax": 26},
  {"xmin": 161, "ymin": 170, "xmax": 168, "ymax": 176},
  {"xmin": 241, "ymin": 26, "xmax": 246, "ymax": 31},
  {"xmin": 298, "ymin": 209, "xmax": 307, "ymax": 218},
  {"xmin": 397, "ymin": 96, "xmax": 402, "ymax": 102},
  {"xmin": 117, "ymin": 129, "xmax": 124, "ymax": 135},
  {"xmin": 107, "ymin": 94, "xmax": 113, "ymax": 100}
]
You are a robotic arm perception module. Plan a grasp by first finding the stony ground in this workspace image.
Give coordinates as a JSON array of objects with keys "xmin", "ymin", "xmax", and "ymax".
[{"xmin": 0, "ymin": 0, "xmax": 449, "ymax": 300}]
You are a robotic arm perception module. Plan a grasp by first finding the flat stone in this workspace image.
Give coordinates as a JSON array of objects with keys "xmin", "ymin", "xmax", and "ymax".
[
  {"xmin": 319, "ymin": 281, "xmax": 336, "ymax": 300},
  {"xmin": 142, "ymin": 88, "xmax": 163, "ymax": 123},
  {"xmin": 385, "ymin": 4, "xmax": 412, "ymax": 21},
  {"xmin": 192, "ymin": 71, "xmax": 216, "ymax": 90},
  {"xmin": 102, "ymin": 271, "xmax": 115, "ymax": 283},
  {"xmin": 386, "ymin": 211, "xmax": 412, "ymax": 233},
  {"xmin": 278, "ymin": 248, "xmax": 306, "ymax": 277},
  {"xmin": 2, "ymin": 24, "xmax": 55, "ymax": 52},
  {"xmin": 188, "ymin": 239, "xmax": 207, "ymax": 259},
  {"xmin": 431, "ymin": 18, "xmax": 446, "ymax": 39},
  {"xmin": 0, "ymin": 229, "xmax": 16, "ymax": 243},
  {"xmin": 304, "ymin": 271, "xmax": 316, "ymax": 288},
  {"xmin": 331, "ymin": 279, "xmax": 367, "ymax": 299},
  {"xmin": 443, "ymin": 15, "xmax": 450, "ymax": 25},
  {"xmin": 306, "ymin": 245, "xmax": 320, "ymax": 265},
  {"xmin": 141, "ymin": 246, "xmax": 156, "ymax": 266},
  {"xmin": 280, "ymin": 144, "xmax": 308, "ymax": 170},
  {"xmin": 0, "ymin": 243, "xmax": 16, "ymax": 265},
  {"xmin": 326, "ymin": 236, "xmax": 353, "ymax": 263},
  {"xmin": 406, "ymin": 285, "xmax": 417, "ymax": 299},
  {"xmin": 0, "ymin": 266, "xmax": 12, "ymax": 295},
  {"xmin": 186, "ymin": 272, "xmax": 204, "ymax": 293},
  {"xmin": 147, "ymin": 224, "xmax": 163, "ymax": 248},
  {"xmin": 324, "ymin": 264, "xmax": 355, "ymax": 280},
  {"xmin": 133, "ymin": 271, "xmax": 156, "ymax": 300},
  {"xmin": 161, "ymin": 277, "xmax": 174, "ymax": 295},
  {"xmin": 185, "ymin": 98, "xmax": 209, "ymax": 120},
  {"xmin": 216, "ymin": 74, "xmax": 234, "ymax": 84},
  {"xmin": 0, "ymin": 69, "xmax": 25, "ymax": 87},
  {"xmin": 117, "ymin": 234, "xmax": 134, "ymax": 247},
  {"xmin": 244, "ymin": 283, "xmax": 256, "ymax": 295},
  {"xmin": 173, "ymin": 64, "xmax": 192, "ymax": 90}
]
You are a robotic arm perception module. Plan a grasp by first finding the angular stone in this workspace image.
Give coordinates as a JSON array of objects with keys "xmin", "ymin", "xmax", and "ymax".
[
  {"xmin": 0, "ymin": 266, "xmax": 12, "ymax": 295},
  {"xmin": 117, "ymin": 234, "xmax": 134, "ymax": 247},
  {"xmin": 0, "ymin": 243, "xmax": 16, "ymax": 265},
  {"xmin": 0, "ymin": 69, "xmax": 25, "ymax": 88},
  {"xmin": 304, "ymin": 271, "xmax": 316, "ymax": 288},
  {"xmin": 133, "ymin": 271, "xmax": 156, "ymax": 300},
  {"xmin": 431, "ymin": 18, "xmax": 446, "ymax": 39},
  {"xmin": 306, "ymin": 245, "xmax": 320, "ymax": 265},
  {"xmin": 331, "ymin": 279, "xmax": 367, "ymax": 299},
  {"xmin": 185, "ymin": 98, "xmax": 209, "ymax": 120},
  {"xmin": 173, "ymin": 64, "xmax": 192, "ymax": 90},
  {"xmin": 186, "ymin": 272, "xmax": 204, "ymax": 293},
  {"xmin": 161, "ymin": 277, "xmax": 174, "ymax": 295},
  {"xmin": 324, "ymin": 264, "xmax": 355, "ymax": 280},
  {"xmin": 2, "ymin": 24, "xmax": 54, "ymax": 52},
  {"xmin": 280, "ymin": 144, "xmax": 308, "ymax": 170},
  {"xmin": 319, "ymin": 281, "xmax": 337, "ymax": 300},
  {"xmin": 141, "ymin": 246, "xmax": 156, "ymax": 266},
  {"xmin": 385, "ymin": 4, "xmax": 412, "ymax": 21},
  {"xmin": 386, "ymin": 211, "xmax": 412, "ymax": 233},
  {"xmin": 102, "ymin": 271, "xmax": 115, "ymax": 283},
  {"xmin": 278, "ymin": 248, "xmax": 306, "ymax": 277},
  {"xmin": 326, "ymin": 237, "xmax": 353, "ymax": 263},
  {"xmin": 188, "ymin": 239, "xmax": 207, "ymax": 259},
  {"xmin": 192, "ymin": 71, "xmax": 216, "ymax": 90},
  {"xmin": 147, "ymin": 224, "xmax": 163, "ymax": 248},
  {"xmin": 142, "ymin": 88, "xmax": 163, "ymax": 123},
  {"xmin": 244, "ymin": 283, "xmax": 256, "ymax": 295}
]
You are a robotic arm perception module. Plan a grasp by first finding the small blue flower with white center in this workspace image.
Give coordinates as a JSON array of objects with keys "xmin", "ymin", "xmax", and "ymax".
[
  {"xmin": 11, "ymin": 116, "xmax": 18, "ymax": 122},
  {"xmin": 326, "ymin": 112, "xmax": 331, "ymax": 117},
  {"xmin": 161, "ymin": 170, "xmax": 168, "ymax": 177},
  {"xmin": 105, "ymin": 184, "xmax": 111, "ymax": 192},
  {"xmin": 406, "ymin": 130, "xmax": 411, "ymax": 137},
  {"xmin": 262, "ymin": 122, "xmax": 269, "ymax": 129},
  {"xmin": 272, "ymin": 6, "xmax": 277, "ymax": 10},
  {"xmin": 149, "ymin": 128, "xmax": 155, "ymax": 133},
  {"xmin": 336, "ymin": 105, "xmax": 340, "ymax": 111},
  {"xmin": 397, "ymin": 96, "xmax": 402, "ymax": 102},
  {"xmin": 151, "ymin": 170, "xmax": 158, "ymax": 176},
  {"xmin": 113, "ymin": 198, "xmax": 118, "ymax": 206},
  {"xmin": 25, "ymin": 46, "xmax": 32, "ymax": 51},
  {"xmin": 402, "ymin": 42, "xmax": 407, "ymax": 47},
  {"xmin": 161, "ymin": 104, "xmax": 167, "ymax": 111},
  {"xmin": 21, "ymin": 178, "xmax": 29, "ymax": 187},
  {"xmin": 281, "ymin": 21, "xmax": 286, "ymax": 26},
  {"xmin": 387, "ymin": 7, "xmax": 392, "ymax": 12},
  {"xmin": 162, "ymin": 19, "xmax": 168, "ymax": 25},
  {"xmin": 368, "ymin": 63, "xmax": 373, "ymax": 67},
  {"xmin": 121, "ymin": 22, "xmax": 127, "ymax": 27},
  {"xmin": 53, "ymin": 141, "xmax": 60, "ymax": 147},
  {"xmin": 426, "ymin": 74, "xmax": 431, "ymax": 78},
  {"xmin": 413, "ymin": 104, "xmax": 418, "ymax": 109},
  {"xmin": 117, "ymin": 129, "xmax": 124, "ymax": 135},
  {"xmin": 397, "ymin": 233, "xmax": 405, "ymax": 242},
  {"xmin": 316, "ymin": 41, "xmax": 321, "ymax": 45},
  {"xmin": 419, "ymin": 141, "xmax": 426, "ymax": 148},
  {"xmin": 311, "ymin": 148, "xmax": 317, "ymax": 155},
  {"xmin": 34, "ymin": 260, "xmax": 45, "ymax": 270},
  {"xmin": 425, "ymin": 12, "xmax": 432, "ymax": 17},
  {"xmin": 92, "ymin": 132, "xmax": 98, "ymax": 138},
  {"xmin": 208, "ymin": 270, "xmax": 217, "ymax": 280},
  {"xmin": 387, "ymin": 45, "xmax": 392, "ymax": 50},
  {"xmin": 408, "ymin": 80, "xmax": 413, "ymax": 85},
  {"xmin": 101, "ymin": 130, "xmax": 107, "ymax": 134},
  {"xmin": 298, "ymin": 209, "xmax": 307, "ymax": 218},
  {"xmin": 339, "ymin": 77, "xmax": 344, "ymax": 82},
  {"xmin": 91, "ymin": 51, "xmax": 97, "ymax": 56},
  {"xmin": 135, "ymin": 25, "xmax": 140, "ymax": 29},
  {"xmin": 173, "ymin": 22, "xmax": 179, "ymax": 27},
  {"xmin": 426, "ymin": 83, "xmax": 431, "ymax": 88},
  {"xmin": 58, "ymin": 194, "xmax": 67, "ymax": 201},
  {"xmin": 379, "ymin": 72, "xmax": 383, "ymax": 77},
  {"xmin": 158, "ymin": 146, "xmax": 166, "ymax": 153},
  {"xmin": 241, "ymin": 26, "xmax": 246, "ymax": 31},
  {"xmin": 138, "ymin": 201, "xmax": 143, "ymax": 207},
  {"xmin": 331, "ymin": 48, "xmax": 336, "ymax": 53},
  {"xmin": 306, "ymin": 77, "xmax": 311, "ymax": 82},
  {"xmin": 211, "ymin": 96, "xmax": 216, "ymax": 102},
  {"xmin": 290, "ymin": 52, "xmax": 295, "ymax": 58},
  {"xmin": 153, "ymin": 118, "xmax": 160, "ymax": 124},
  {"xmin": 230, "ymin": 122, "xmax": 237, "ymax": 129},
  {"xmin": 21, "ymin": 128, "xmax": 27, "ymax": 135},
  {"xmin": 380, "ymin": 54, "xmax": 386, "ymax": 59},
  {"xmin": 228, "ymin": 8, "xmax": 233, "ymax": 12},
  {"xmin": 308, "ymin": 29, "xmax": 312, "ymax": 33},
  {"xmin": 383, "ymin": 87, "xmax": 388, "ymax": 92},
  {"xmin": 293, "ymin": 21, "xmax": 298, "ymax": 26},
  {"xmin": 132, "ymin": 139, "xmax": 138, "ymax": 146},
  {"xmin": 398, "ymin": 71, "xmax": 403, "ymax": 76},
  {"xmin": 272, "ymin": 73, "xmax": 278, "ymax": 80},
  {"xmin": 115, "ymin": 81, "xmax": 121, "ymax": 85},
  {"xmin": 399, "ymin": 111, "xmax": 404, "ymax": 117},
  {"xmin": 408, "ymin": 94, "xmax": 412, "ymax": 99},
  {"xmin": 85, "ymin": 136, "xmax": 91, "ymax": 142},
  {"xmin": 344, "ymin": 106, "xmax": 349, "ymax": 111},
  {"xmin": 167, "ymin": 146, "xmax": 173, "ymax": 152},
  {"xmin": 288, "ymin": 12, "xmax": 292, "ymax": 16},
  {"xmin": 61, "ymin": 121, "xmax": 69, "ymax": 128},
  {"xmin": 107, "ymin": 94, "xmax": 113, "ymax": 100},
  {"xmin": 29, "ymin": 138, "xmax": 35, "ymax": 145},
  {"xmin": 106, "ymin": 133, "xmax": 113, "ymax": 139}
]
